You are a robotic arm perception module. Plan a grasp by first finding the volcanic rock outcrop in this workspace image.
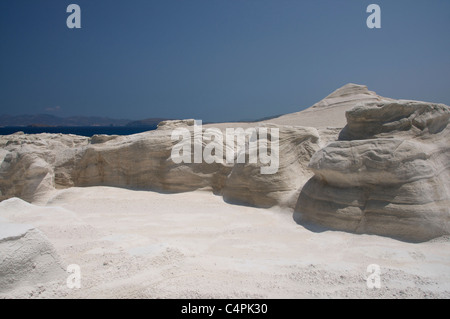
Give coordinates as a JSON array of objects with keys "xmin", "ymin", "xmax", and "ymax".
[
  {"xmin": 0, "ymin": 124, "xmax": 321, "ymax": 208},
  {"xmin": 263, "ymin": 83, "xmax": 394, "ymax": 128},
  {"xmin": 222, "ymin": 125, "xmax": 320, "ymax": 208},
  {"xmin": 295, "ymin": 100, "xmax": 450, "ymax": 242},
  {"xmin": 1, "ymin": 84, "xmax": 449, "ymax": 241}
]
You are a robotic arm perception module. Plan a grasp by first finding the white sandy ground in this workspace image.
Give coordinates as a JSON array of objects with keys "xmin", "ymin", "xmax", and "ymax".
[{"xmin": 1, "ymin": 186, "xmax": 450, "ymax": 299}]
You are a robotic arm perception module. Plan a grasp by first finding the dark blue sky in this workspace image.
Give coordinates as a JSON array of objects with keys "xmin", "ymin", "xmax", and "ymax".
[{"xmin": 1, "ymin": 0, "xmax": 449, "ymax": 122}]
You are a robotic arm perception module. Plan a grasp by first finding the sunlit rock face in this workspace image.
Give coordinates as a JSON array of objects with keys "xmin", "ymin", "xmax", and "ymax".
[
  {"xmin": 1, "ymin": 84, "xmax": 449, "ymax": 242},
  {"xmin": 295, "ymin": 100, "xmax": 450, "ymax": 242}
]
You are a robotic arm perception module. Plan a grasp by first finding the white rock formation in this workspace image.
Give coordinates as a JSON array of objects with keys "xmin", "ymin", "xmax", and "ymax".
[
  {"xmin": 311, "ymin": 83, "xmax": 392, "ymax": 109},
  {"xmin": 295, "ymin": 100, "xmax": 450, "ymax": 242},
  {"xmin": 0, "ymin": 133, "xmax": 89, "ymax": 202},
  {"xmin": 0, "ymin": 123, "xmax": 321, "ymax": 208},
  {"xmin": 263, "ymin": 83, "xmax": 394, "ymax": 128},
  {"xmin": 0, "ymin": 84, "xmax": 449, "ymax": 242},
  {"xmin": 339, "ymin": 100, "xmax": 450, "ymax": 140},
  {"xmin": 223, "ymin": 125, "xmax": 320, "ymax": 208},
  {"xmin": 157, "ymin": 119, "xmax": 195, "ymax": 130}
]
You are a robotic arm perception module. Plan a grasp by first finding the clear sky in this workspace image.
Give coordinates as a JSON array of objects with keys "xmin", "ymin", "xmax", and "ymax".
[{"xmin": 0, "ymin": 0, "xmax": 449, "ymax": 122}]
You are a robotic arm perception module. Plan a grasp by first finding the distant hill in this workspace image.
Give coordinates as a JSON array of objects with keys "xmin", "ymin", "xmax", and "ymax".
[{"xmin": 0, "ymin": 114, "xmax": 170, "ymax": 127}]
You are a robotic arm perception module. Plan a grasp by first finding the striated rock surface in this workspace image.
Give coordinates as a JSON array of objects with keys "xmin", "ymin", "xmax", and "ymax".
[
  {"xmin": 157, "ymin": 119, "xmax": 195, "ymax": 130},
  {"xmin": 71, "ymin": 128, "xmax": 231, "ymax": 193},
  {"xmin": 223, "ymin": 125, "xmax": 320, "ymax": 208},
  {"xmin": 340, "ymin": 100, "xmax": 450, "ymax": 140},
  {"xmin": 0, "ymin": 123, "xmax": 321, "ymax": 209},
  {"xmin": 263, "ymin": 83, "xmax": 394, "ymax": 128},
  {"xmin": 0, "ymin": 133, "xmax": 89, "ymax": 202},
  {"xmin": 311, "ymin": 83, "xmax": 391, "ymax": 109},
  {"xmin": 295, "ymin": 100, "xmax": 450, "ymax": 242},
  {"xmin": 1, "ymin": 84, "xmax": 449, "ymax": 242}
]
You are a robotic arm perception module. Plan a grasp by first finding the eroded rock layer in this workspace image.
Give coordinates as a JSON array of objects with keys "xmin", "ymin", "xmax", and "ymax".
[
  {"xmin": 295, "ymin": 100, "xmax": 450, "ymax": 241},
  {"xmin": 0, "ymin": 124, "xmax": 322, "ymax": 209},
  {"xmin": 1, "ymin": 84, "xmax": 449, "ymax": 242}
]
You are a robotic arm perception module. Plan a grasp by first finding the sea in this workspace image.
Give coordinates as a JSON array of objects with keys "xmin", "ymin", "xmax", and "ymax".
[{"xmin": 0, "ymin": 126, "xmax": 158, "ymax": 137}]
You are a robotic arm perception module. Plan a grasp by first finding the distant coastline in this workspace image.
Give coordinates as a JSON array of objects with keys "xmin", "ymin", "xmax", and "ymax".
[{"xmin": 0, "ymin": 125, "xmax": 158, "ymax": 137}]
